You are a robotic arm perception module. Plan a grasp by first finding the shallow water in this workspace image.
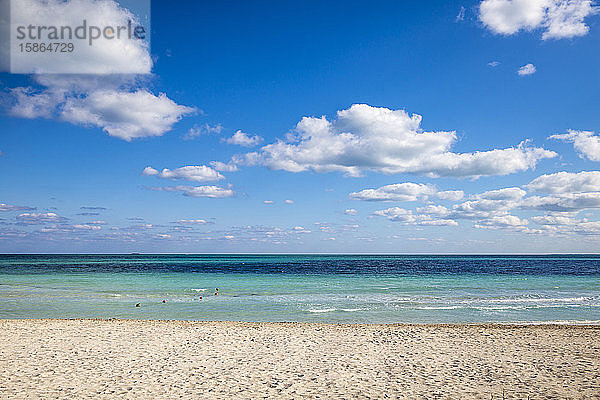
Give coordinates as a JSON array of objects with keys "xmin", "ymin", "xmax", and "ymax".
[{"xmin": 1, "ymin": 254, "xmax": 599, "ymax": 323}]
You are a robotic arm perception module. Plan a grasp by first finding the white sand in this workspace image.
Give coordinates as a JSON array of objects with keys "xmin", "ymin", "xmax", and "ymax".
[{"xmin": 1, "ymin": 320, "xmax": 599, "ymax": 399}]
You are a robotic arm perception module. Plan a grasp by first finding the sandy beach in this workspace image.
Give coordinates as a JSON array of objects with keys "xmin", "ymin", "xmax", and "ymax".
[{"xmin": 0, "ymin": 320, "xmax": 599, "ymax": 399}]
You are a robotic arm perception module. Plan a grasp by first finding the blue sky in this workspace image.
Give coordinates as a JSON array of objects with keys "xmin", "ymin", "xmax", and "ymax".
[{"xmin": 2, "ymin": 0, "xmax": 600, "ymax": 253}]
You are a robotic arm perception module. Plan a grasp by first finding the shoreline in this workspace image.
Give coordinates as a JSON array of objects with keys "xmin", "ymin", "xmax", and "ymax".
[
  {"xmin": 3, "ymin": 318, "xmax": 600, "ymax": 328},
  {"xmin": 0, "ymin": 318, "xmax": 600, "ymax": 330}
]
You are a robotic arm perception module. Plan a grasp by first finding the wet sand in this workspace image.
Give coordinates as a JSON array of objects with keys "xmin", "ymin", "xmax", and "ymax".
[{"xmin": 1, "ymin": 319, "xmax": 599, "ymax": 399}]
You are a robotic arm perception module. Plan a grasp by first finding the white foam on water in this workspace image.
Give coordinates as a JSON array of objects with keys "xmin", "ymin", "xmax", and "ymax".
[
  {"xmin": 492, "ymin": 297, "xmax": 589, "ymax": 303},
  {"xmin": 508, "ymin": 320, "xmax": 600, "ymax": 325},
  {"xmin": 190, "ymin": 288, "xmax": 207, "ymax": 292},
  {"xmin": 307, "ymin": 308, "xmax": 338, "ymax": 313}
]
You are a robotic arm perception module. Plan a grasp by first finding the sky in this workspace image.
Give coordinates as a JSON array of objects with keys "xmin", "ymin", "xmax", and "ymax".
[{"xmin": 1, "ymin": 0, "xmax": 600, "ymax": 253}]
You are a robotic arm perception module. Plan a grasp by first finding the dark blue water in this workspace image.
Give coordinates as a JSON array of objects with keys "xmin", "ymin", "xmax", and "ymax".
[{"xmin": 1, "ymin": 254, "xmax": 599, "ymax": 274}]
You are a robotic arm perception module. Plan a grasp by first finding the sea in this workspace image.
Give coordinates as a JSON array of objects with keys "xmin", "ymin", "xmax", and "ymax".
[{"xmin": 1, "ymin": 254, "xmax": 599, "ymax": 324}]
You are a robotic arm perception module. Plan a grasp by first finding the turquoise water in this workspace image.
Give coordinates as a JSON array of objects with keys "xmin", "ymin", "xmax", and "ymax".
[{"xmin": 1, "ymin": 255, "xmax": 599, "ymax": 323}]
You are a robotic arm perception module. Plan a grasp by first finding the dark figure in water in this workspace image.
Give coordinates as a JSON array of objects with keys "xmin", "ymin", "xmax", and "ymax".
[
  {"xmin": 162, "ymin": 300, "xmax": 166, "ymax": 303},
  {"xmin": 135, "ymin": 303, "xmax": 140, "ymax": 307}
]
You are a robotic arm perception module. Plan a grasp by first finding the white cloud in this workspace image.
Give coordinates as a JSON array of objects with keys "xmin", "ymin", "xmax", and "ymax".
[
  {"xmin": 436, "ymin": 187, "xmax": 527, "ymax": 221},
  {"xmin": 8, "ymin": 1, "xmax": 193, "ymax": 142},
  {"xmin": 517, "ymin": 63, "xmax": 536, "ymax": 76},
  {"xmin": 473, "ymin": 187, "xmax": 527, "ymax": 201},
  {"xmin": 72, "ymin": 224, "xmax": 102, "ymax": 231},
  {"xmin": 263, "ymin": 200, "xmax": 274, "ymax": 204},
  {"xmin": 8, "ymin": 2, "xmax": 194, "ymax": 140},
  {"xmin": 10, "ymin": 0, "xmax": 152, "ymax": 74},
  {"xmin": 436, "ymin": 190, "xmax": 465, "ymax": 201},
  {"xmin": 550, "ymin": 130, "xmax": 600, "ymax": 161},
  {"xmin": 176, "ymin": 219, "xmax": 209, "ymax": 224},
  {"xmin": 184, "ymin": 123, "xmax": 223, "ymax": 140},
  {"xmin": 374, "ymin": 207, "xmax": 459, "ymax": 226},
  {"xmin": 521, "ymin": 192, "xmax": 600, "ymax": 212},
  {"xmin": 142, "ymin": 165, "xmax": 224, "ymax": 182},
  {"xmin": 520, "ymin": 171, "xmax": 600, "ymax": 212},
  {"xmin": 17, "ymin": 212, "xmax": 65, "ymax": 224},
  {"xmin": 350, "ymin": 183, "xmax": 437, "ymax": 201},
  {"xmin": 526, "ymin": 171, "xmax": 600, "ymax": 193},
  {"xmin": 285, "ymin": 199, "xmax": 295, "ymax": 204},
  {"xmin": 350, "ymin": 182, "xmax": 464, "ymax": 202},
  {"xmin": 0, "ymin": 203, "xmax": 35, "ymax": 212},
  {"xmin": 479, "ymin": 0, "xmax": 595, "ymax": 40},
  {"xmin": 366, "ymin": 173, "xmax": 600, "ymax": 236},
  {"xmin": 474, "ymin": 215, "xmax": 529, "ymax": 229},
  {"xmin": 488, "ymin": 61, "xmax": 501, "ymax": 67},
  {"xmin": 344, "ymin": 209, "xmax": 358, "ymax": 215},
  {"xmin": 209, "ymin": 161, "xmax": 239, "ymax": 172},
  {"xmin": 223, "ymin": 130, "xmax": 263, "ymax": 147},
  {"xmin": 60, "ymin": 90, "xmax": 194, "ymax": 140},
  {"xmin": 150, "ymin": 186, "xmax": 235, "ymax": 198},
  {"xmin": 405, "ymin": 187, "xmax": 527, "ymax": 225},
  {"xmin": 10, "ymin": 76, "xmax": 194, "ymax": 141},
  {"xmin": 239, "ymin": 104, "xmax": 555, "ymax": 178}
]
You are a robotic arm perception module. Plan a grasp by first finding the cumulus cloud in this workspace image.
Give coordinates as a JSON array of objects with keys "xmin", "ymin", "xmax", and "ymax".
[
  {"xmin": 526, "ymin": 171, "xmax": 600, "ymax": 193},
  {"xmin": 60, "ymin": 90, "xmax": 194, "ymax": 140},
  {"xmin": 373, "ymin": 207, "xmax": 459, "ymax": 226},
  {"xmin": 474, "ymin": 215, "xmax": 529, "ymax": 229},
  {"xmin": 7, "ymin": 1, "xmax": 193, "ymax": 141},
  {"xmin": 473, "ymin": 187, "xmax": 527, "ymax": 201},
  {"xmin": 72, "ymin": 224, "xmax": 102, "ymax": 231},
  {"xmin": 16, "ymin": 212, "xmax": 66, "ymax": 224},
  {"xmin": 479, "ymin": 0, "xmax": 595, "ymax": 40},
  {"xmin": 530, "ymin": 214, "xmax": 600, "ymax": 235},
  {"xmin": 344, "ymin": 209, "xmax": 358, "ymax": 215},
  {"xmin": 10, "ymin": 0, "xmax": 152, "ymax": 73},
  {"xmin": 9, "ymin": 77, "xmax": 193, "ymax": 142},
  {"xmin": 517, "ymin": 63, "xmax": 537, "ymax": 76},
  {"xmin": 550, "ymin": 130, "xmax": 600, "ymax": 161},
  {"xmin": 285, "ymin": 199, "xmax": 295, "ymax": 204},
  {"xmin": 367, "ymin": 171, "xmax": 600, "ymax": 236},
  {"xmin": 436, "ymin": 190, "xmax": 465, "ymax": 201},
  {"xmin": 521, "ymin": 192, "xmax": 600, "ymax": 212},
  {"xmin": 142, "ymin": 165, "xmax": 224, "ymax": 182},
  {"xmin": 0, "ymin": 203, "xmax": 35, "ymax": 212},
  {"xmin": 150, "ymin": 186, "xmax": 235, "ymax": 198},
  {"xmin": 350, "ymin": 183, "xmax": 436, "ymax": 201},
  {"xmin": 223, "ymin": 130, "xmax": 263, "ymax": 147},
  {"xmin": 521, "ymin": 171, "xmax": 600, "ymax": 212},
  {"xmin": 184, "ymin": 123, "xmax": 224, "ymax": 140},
  {"xmin": 373, "ymin": 186, "xmax": 529, "ymax": 228},
  {"xmin": 209, "ymin": 161, "xmax": 239, "ymax": 172},
  {"xmin": 350, "ymin": 182, "xmax": 464, "ymax": 202},
  {"xmin": 176, "ymin": 219, "xmax": 209, "ymax": 224},
  {"xmin": 239, "ymin": 104, "xmax": 555, "ymax": 178}
]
